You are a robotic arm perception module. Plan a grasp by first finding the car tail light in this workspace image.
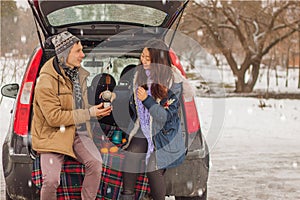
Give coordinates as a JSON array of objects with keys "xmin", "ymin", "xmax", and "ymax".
[
  {"xmin": 169, "ymin": 49, "xmax": 186, "ymax": 77},
  {"xmin": 182, "ymin": 99, "xmax": 201, "ymax": 134},
  {"xmin": 169, "ymin": 49, "xmax": 201, "ymax": 134},
  {"xmin": 14, "ymin": 48, "xmax": 42, "ymax": 136}
]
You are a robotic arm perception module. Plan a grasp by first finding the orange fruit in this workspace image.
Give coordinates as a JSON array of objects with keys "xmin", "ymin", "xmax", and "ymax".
[
  {"xmin": 100, "ymin": 147, "xmax": 109, "ymax": 154},
  {"xmin": 122, "ymin": 138, "xmax": 127, "ymax": 144},
  {"xmin": 109, "ymin": 146, "xmax": 119, "ymax": 153}
]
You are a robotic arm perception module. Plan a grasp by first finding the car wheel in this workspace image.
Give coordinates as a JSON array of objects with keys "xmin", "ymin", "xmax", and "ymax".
[{"xmin": 175, "ymin": 190, "xmax": 207, "ymax": 200}]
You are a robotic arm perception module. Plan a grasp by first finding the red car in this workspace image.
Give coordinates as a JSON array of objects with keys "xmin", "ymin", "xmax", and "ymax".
[{"xmin": 1, "ymin": 0, "xmax": 209, "ymax": 199}]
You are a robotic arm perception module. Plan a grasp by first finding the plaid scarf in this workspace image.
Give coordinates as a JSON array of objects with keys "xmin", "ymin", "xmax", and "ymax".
[{"xmin": 63, "ymin": 66, "xmax": 82, "ymax": 108}]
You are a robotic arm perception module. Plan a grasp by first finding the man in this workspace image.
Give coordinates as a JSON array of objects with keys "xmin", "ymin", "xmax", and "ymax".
[{"xmin": 31, "ymin": 31, "xmax": 112, "ymax": 200}]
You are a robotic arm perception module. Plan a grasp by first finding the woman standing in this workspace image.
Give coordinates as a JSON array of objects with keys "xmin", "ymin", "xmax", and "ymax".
[{"xmin": 121, "ymin": 39, "xmax": 191, "ymax": 200}]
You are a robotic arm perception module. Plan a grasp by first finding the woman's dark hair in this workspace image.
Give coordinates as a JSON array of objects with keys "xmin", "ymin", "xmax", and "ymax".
[{"xmin": 136, "ymin": 39, "xmax": 174, "ymax": 100}]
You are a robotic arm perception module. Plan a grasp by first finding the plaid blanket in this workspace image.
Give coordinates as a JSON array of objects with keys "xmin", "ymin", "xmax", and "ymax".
[{"xmin": 32, "ymin": 124, "xmax": 150, "ymax": 200}]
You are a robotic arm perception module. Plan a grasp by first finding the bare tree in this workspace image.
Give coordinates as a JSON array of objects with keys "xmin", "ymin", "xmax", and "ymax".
[
  {"xmin": 181, "ymin": 0, "xmax": 300, "ymax": 93},
  {"xmin": 298, "ymin": 29, "xmax": 300, "ymax": 88}
]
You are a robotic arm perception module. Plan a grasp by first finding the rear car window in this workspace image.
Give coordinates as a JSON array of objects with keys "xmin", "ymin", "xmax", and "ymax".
[
  {"xmin": 82, "ymin": 55, "xmax": 140, "ymax": 86},
  {"xmin": 47, "ymin": 4, "xmax": 167, "ymax": 26}
]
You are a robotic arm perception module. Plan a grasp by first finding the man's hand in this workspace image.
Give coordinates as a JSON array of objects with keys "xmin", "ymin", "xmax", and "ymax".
[
  {"xmin": 137, "ymin": 86, "xmax": 147, "ymax": 101},
  {"xmin": 89, "ymin": 103, "xmax": 112, "ymax": 117}
]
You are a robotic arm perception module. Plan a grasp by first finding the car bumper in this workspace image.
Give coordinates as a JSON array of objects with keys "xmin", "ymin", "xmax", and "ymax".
[
  {"xmin": 164, "ymin": 130, "xmax": 210, "ymax": 197},
  {"xmin": 165, "ymin": 153, "xmax": 209, "ymax": 197}
]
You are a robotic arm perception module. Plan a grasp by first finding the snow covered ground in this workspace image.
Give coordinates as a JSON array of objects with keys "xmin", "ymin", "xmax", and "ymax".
[
  {"xmin": 198, "ymin": 97, "xmax": 300, "ymax": 200},
  {"xmin": 1, "ymin": 96, "xmax": 299, "ymax": 199},
  {"xmin": 190, "ymin": 65, "xmax": 300, "ymax": 96}
]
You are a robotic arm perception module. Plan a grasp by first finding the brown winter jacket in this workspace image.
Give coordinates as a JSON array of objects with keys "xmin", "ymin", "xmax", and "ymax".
[{"xmin": 31, "ymin": 57, "xmax": 92, "ymax": 159}]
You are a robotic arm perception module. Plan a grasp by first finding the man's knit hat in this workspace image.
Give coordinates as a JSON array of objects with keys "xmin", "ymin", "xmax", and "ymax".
[{"xmin": 51, "ymin": 31, "xmax": 80, "ymax": 65}]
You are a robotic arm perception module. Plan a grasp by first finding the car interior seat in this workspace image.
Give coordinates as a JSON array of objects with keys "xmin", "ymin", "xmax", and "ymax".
[
  {"xmin": 111, "ymin": 64, "xmax": 136, "ymax": 129},
  {"xmin": 89, "ymin": 73, "xmax": 116, "ymax": 104},
  {"xmin": 118, "ymin": 64, "xmax": 136, "ymax": 89},
  {"xmin": 88, "ymin": 73, "xmax": 116, "ymax": 125}
]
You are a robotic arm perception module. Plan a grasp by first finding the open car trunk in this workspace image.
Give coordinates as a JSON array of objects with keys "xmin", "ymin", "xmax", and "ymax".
[{"xmin": 29, "ymin": 0, "xmax": 188, "ymax": 40}]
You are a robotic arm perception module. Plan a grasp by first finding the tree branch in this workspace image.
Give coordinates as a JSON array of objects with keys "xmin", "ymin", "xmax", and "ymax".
[{"xmin": 262, "ymin": 29, "xmax": 297, "ymax": 55}]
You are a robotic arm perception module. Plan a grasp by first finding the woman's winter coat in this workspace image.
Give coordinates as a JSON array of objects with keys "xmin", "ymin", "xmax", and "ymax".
[{"xmin": 123, "ymin": 66, "xmax": 188, "ymax": 169}]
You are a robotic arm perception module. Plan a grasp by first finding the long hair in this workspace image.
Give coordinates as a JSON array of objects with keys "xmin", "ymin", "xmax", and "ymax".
[{"xmin": 136, "ymin": 39, "xmax": 174, "ymax": 100}]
